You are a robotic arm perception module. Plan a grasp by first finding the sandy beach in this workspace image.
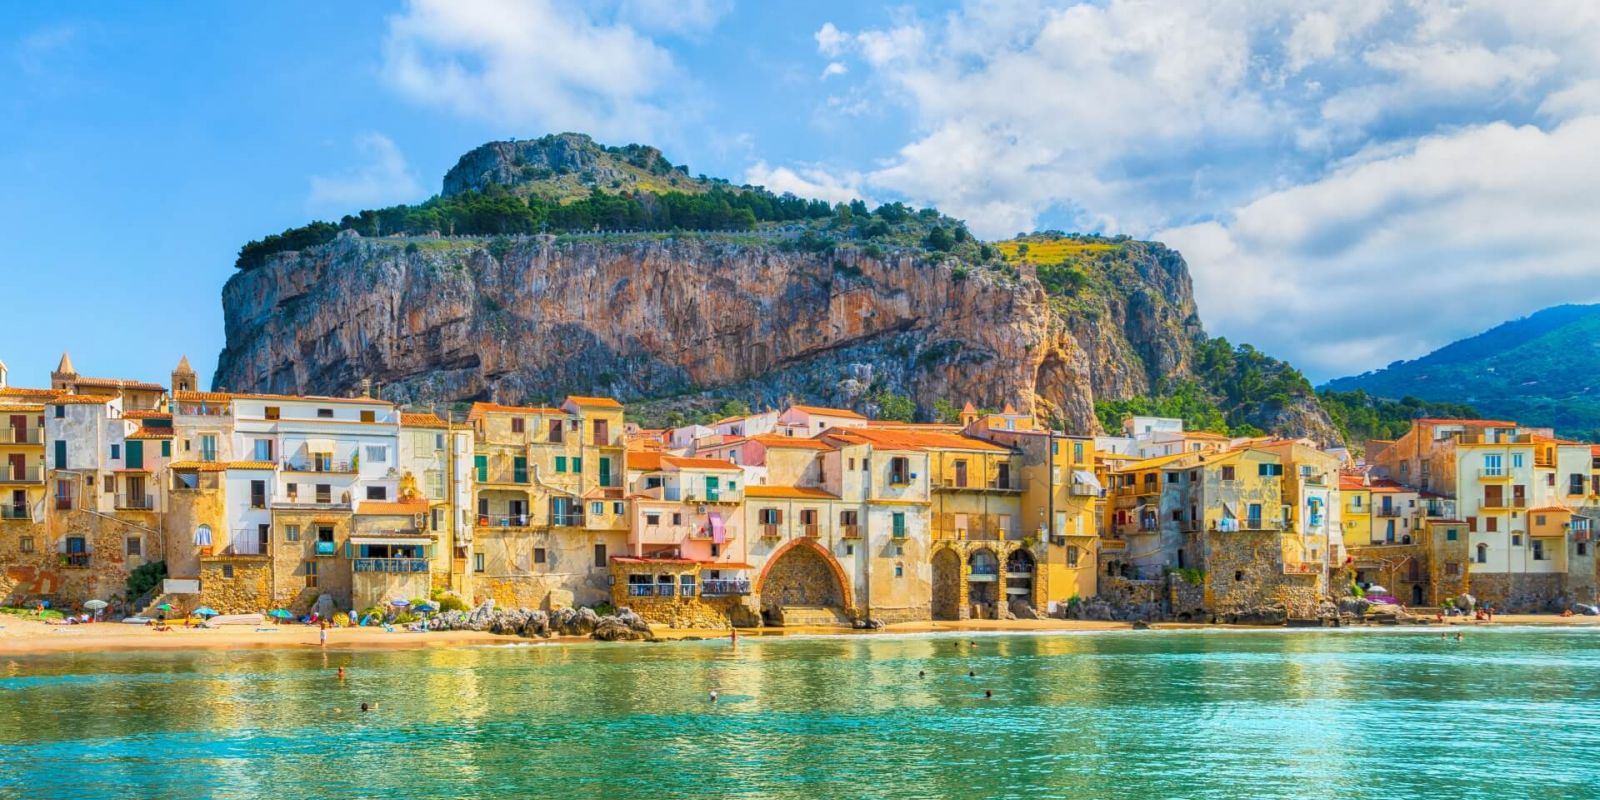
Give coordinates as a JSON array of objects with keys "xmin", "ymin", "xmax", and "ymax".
[{"xmin": 5, "ymin": 611, "xmax": 1597, "ymax": 657}]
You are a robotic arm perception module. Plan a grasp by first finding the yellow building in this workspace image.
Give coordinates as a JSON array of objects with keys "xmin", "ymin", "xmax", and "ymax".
[
  {"xmin": 467, "ymin": 395, "xmax": 630, "ymax": 610},
  {"xmin": 1340, "ymin": 474, "xmax": 1372, "ymax": 552},
  {"xmin": 976, "ymin": 427, "xmax": 1101, "ymax": 608}
]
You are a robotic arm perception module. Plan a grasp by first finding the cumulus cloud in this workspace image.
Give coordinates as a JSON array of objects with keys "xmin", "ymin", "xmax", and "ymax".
[
  {"xmin": 381, "ymin": 0, "xmax": 723, "ymax": 142},
  {"xmin": 786, "ymin": 0, "xmax": 1600, "ymax": 378},
  {"xmin": 742, "ymin": 161, "xmax": 868, "ymax": 206},
  {"xmin": 306, "ymin": 133, "xmax": 425, "ymax": 216}
]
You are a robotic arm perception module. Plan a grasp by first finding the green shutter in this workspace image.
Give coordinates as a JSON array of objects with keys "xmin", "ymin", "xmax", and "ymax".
[
  {"xmin": 126, "ymin": 441, "xmax": 143, "ymax": 470},
  {"xmin": 54, "ymin": 440, "xmax": 66, "ymax": 469},
  {"xmin": 598, "ymin": 457, "xmax": 611, "ymax": 487},
  {"xmin": 893, "ymin": 512, "xmax": 906, "ymax": 538},
  {"xmin": 161, "ymin": 440, "xmax": 171, "ymax": 458},
  {"xmin": 555, "ymin": 456, "xmax": 567, "ymax": 473},
  {"xmin": 474, "ymin": 455, "xmax": 487, "ymax": 482},
  {"xmin": 513, "ymin": 456, "xmax": 527, "ymax": 482},
  {"xmin": 572, "ymin": 457, "xmax": 582, "ymax": 474}
]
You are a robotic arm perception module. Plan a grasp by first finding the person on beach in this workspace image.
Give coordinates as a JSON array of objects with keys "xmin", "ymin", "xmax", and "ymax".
[
  {"xmin": 730, "ymin": 626, "xmax": 737, "ymax": 645},
  {"xmin": 319, "ymin": 621, "xmax": 328, "ymax": 648}
]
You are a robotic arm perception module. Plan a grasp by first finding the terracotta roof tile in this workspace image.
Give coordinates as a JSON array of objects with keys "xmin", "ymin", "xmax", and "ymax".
[
  {"xmin": 626, "ymin": 452, "xmax": 665, "ymax": 471},
  {"xmin": 662, "ymin": 455, "xmax": 742, "ymax": 471},
  {"xmin": 358, "ymin": 499, "xmax": 431, "ymax": 515},
  {"xmin": 72, "ymin": 376, "xmax": 165, "ymax": 391},
  {"xmin": 168, "ymin": 461, "xmax": 228, "ymax": 472},
  {"xmin": 49, "ymin": 395, "xmax": 113, "ymax": 405},
  {"xmin": 127, "ymin": 427, "xmax": 174, "ymax": 439},
  {"xmin": 467, "ymin": 401, "xmax": 564, "ymax": 419},
  {"xmin": 787, "ymin": 404, "xmax": 866, "ymax": 420},
  {"xmin": 823, "ymin": 427, "xmax": 1010, "ymax": 453},
  {"xmin": 1415, "ymin": 418, "xmax": 1517, "ymax": 427},
  {"xmin": 122, "ymin": 410, "xmax": 171, "ymax": 420},
  {"xmin": 743, "ymin": 485, "xmax": 839, "ymax": 499},
  {"xmin": 752, "ymin": 434, "xmax": 832, "ymax": 450},
  {"xmin": 225, "ymin": 461, "xmax": 276, "ymax": 470},
  {"xmin": 400, "ymin": 412, "xmax": 449, "ymax": 429},
  {"xmin": 176, "ymin": 390, "xmax": 392, "ymax": 407},
  {"xmin": 0, "ymin": 387, "xmax": 63, "ymax": 399},
  {"xmin": 565, "ymin": 395, "xmax": 623, "ymax": 409}
]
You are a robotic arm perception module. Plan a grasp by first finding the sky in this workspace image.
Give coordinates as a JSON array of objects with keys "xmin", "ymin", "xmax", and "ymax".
[{"xmin": 5, "ymin": 0, "xmax": 1600, "ymax": 390}]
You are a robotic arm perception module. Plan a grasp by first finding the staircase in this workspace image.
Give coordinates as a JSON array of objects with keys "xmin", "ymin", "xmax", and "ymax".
[
  {"xmin": 135, "ymin": 592, "xmax": 181, "ymax": 619},
  {"xmin": 774, "ymin": 605, "xmax": 853, "ymax": 628}
]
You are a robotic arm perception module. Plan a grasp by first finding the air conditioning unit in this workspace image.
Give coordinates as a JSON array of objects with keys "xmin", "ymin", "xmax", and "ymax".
[{"xmin": 697, "ymin": 505, "xmax": 707, "ymax": 514}]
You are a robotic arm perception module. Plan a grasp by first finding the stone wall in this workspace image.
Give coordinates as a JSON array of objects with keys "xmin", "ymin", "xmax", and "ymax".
[
  {"xmin": 198, "ymin": 557, "xmax": 273, "ymax": 614},
  {"xmin": 474, "ymin": 529, "xmax": 624, "ymax": 610},
  {"xmin": 1204, "ymin": 530, "xmax": 1323, "ymax": 621},
  {"xmin": 1466, "ymin": 572, "xmax": 1568, "ymax": 612}
]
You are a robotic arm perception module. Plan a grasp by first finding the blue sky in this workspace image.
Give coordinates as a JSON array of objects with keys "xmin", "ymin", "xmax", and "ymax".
[{"xmin": 6, "ymin": 1, "xmax": 1600, "ymax": 389}]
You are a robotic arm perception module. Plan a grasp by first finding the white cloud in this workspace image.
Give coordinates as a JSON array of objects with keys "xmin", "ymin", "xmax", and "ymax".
[
  {"xmin": 306, "ymin": 134, "xmax": 425, "ymax": 216},
  {"xmin": 1159, "ymin": 118, "xmax": 1600, "ymax": 379},
  {"xmin": 773, "ymin": 0, "xmax": 1600, "ymax": 378},
  {"xmin": 381, "ymin": 0, "xmax": 719, "ymax": 142},
  {"xmin": 820, "ymin": 61, "xmax": 847, "ymax": 80},
  {"xmin": 742, "ymin": 161, "xmax": 867, "ymax": 206}
]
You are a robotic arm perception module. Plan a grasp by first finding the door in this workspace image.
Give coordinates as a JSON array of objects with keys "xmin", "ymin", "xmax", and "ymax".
[
  {"xmin": 8, "ymin": 415, "xmax": 25, "ymax": 443},
  {"xmin": 954, "ymin": 460, "xmax": 968, "ymax": 487},
  {"xmin": 1385, "ymin": 520, "xmax": 1395, "ymax": 543},
  {"xmin": 598, "ymin": 457, "xmax": 611, "ymax": 487},
  {"xmin": 705, "ymin": 476, "xmax": 720, "ymax": 502},
  {"xmin": 6, "ymin": 454, "xmax": 22, "ymax": 482}
]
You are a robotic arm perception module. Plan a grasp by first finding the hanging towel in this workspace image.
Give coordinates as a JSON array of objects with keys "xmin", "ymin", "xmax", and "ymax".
[{"xmin": 709, "ymin": 512, "xmax": 726, "ymax": 544}]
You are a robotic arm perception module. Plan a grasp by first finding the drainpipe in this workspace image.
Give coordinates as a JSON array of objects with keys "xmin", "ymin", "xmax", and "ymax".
[
  {"xmin": 861, "ymin": 446, "xmax": 872, "ymax": 621},
  {"xmin": 1046, "ymin": 432, "xmax": 1055, "ymax": 609}
]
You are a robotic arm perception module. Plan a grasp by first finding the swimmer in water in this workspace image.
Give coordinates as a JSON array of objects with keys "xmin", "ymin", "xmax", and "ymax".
[
  {"xmin": 360, "ymin": 702, "xmax": 369, "ymax": 712},
  {"xmin": 967, "ymin": 670, "xmax": 976, "ymax": 678},
  {"xmin": 918, "ymin": 670, "xmax": 925, "ymax": 678},
  {"xmin": 984, "ymin": 690, "xmax": 992, "ymax": 699},
  {"xmin": 337, "ymin": 666, "xmax": 345, "ymax": 680},
  {"xmin": 710, "ymin": 689, "xmax": 719, "ymax": 703}
]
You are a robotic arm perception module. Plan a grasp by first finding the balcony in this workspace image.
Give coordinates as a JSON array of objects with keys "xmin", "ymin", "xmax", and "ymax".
[
  {"xmin": 550, "ymin": 513, "xmax": 585, "ymax": 527},
  {"xmin": 281, "ymin": 460, "xmax": 356, "ymax": 474},
  {"xmin": 479, "ymin": 514, "xmax": 531, "ymax": 529},
  {"xmin": 1372, "ymin": 506, "xmax": 1401, "ymax": 518},
  {"xmin": 1478, "ymin": 468, "xmax": 1511, "ymax": 481},
  {"xmin": 61, "ymin": 553, "xmax": 90, "ymax": 569},
  {"xmin": 802, "ymin": 523, "xmax": 819, "ymax": 538},
  {"xmin": 0, "ymin": 427, "xmax": 43, "ymax": 445},
  {"xmin": 840, "ymin": 524, "xmax": 861, "ymax": 539},
  {"xmin": 54, "ymin": 495, "xmax": 74, "ymax": 511},
  {"xmin": 986, "ymin": 478, "xmax": 1022, "ymax": 492},
  {"xmin": 115, "ymin": 494, "xmax": 156, "ymax": 511},
  {"xmin": 1, "ymin": 504, "xmax": 29, "ymax": 520},
  {"xmin": 0, "ymin": 465, "xmax": 43, "ymax": 483},
  {"xmin": 702, "ymin": 579, "xmax": 751, "ymax": 596},
  {"xmin": 759, "ymin": 523, "xmax": 781, "ymax": 539},
  {"xmin": 1069, "ymin": 484, "xmax": 1100, "ymax": 497},
  {"xmin": 353, "ymin": 558, "xmax": 429, "ymax": 573},
  {"xmin": 480, "ymin": 468, "xmax": 530, "ymax": 486},
  {"xmin": 314, "ymin": 540, "xmax": 338, "ymax": 556},
  {"xmin": 1480, "ymin": 497, "xmax": 1527, "ymax": 511}
]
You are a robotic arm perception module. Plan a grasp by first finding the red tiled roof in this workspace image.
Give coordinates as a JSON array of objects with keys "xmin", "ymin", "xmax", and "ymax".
[
  {"xmin": 122, "ymin": 410, "xmax": 171, "ymax": 420},
  {"xmin": 127, "ymin": 427, "xmax": 174, "ymax": 439},
  {"xmin": 358, "ymin": 499, "xmax": 431, "ymax": 515},
  {"xmin": 0, "ymin": 387, "xmax": 62, "ymax": 399},
  {"xmin": 662, "ymin": 455, "xmax": 742, "ymax": 471},
  {"xmin": 743, "ymin": 485, "xmax": 839, "ymax": 499},
  {"xmin": 225, "ymin": 461, "xmax": 276, "ymax": 470},
  {"xmin": 72, "ymin": 376, "xmax": 165, "ymax": 391},
  {"xmin": 400, "ymin": 412, "xmax": 449, "ymax": 429},
  {"xmin": 824, "ymin": 427, "xmax": 1011, "ymax": 453},
  {"xmin": 626, "ymin": 452, "xmax": 665, "ymax": 471},
  {"xmin": 49, "ymin": 395, "xmax": 113, "ymax": 405},
  {"xmin": 787, "ymin": 404, "xmax": 866, "ymax": 420},
  {"xmin": 752, "ymin": 434, "xmax": 832, "ymax": 450},
  {"xmin": 467, "ymin": 401, "xmax": 563, "ymax": 419},
  {"xmin": 1415, "ymin": 418, "xmax": 1517, "ymax": 426},
  {"xmin": 176, "ymin": 390, "xmax": 391, "ymax": 406},
  {"xmin": 565, "ymin": 395, "xmax": 623, "ymax": 409},
  {"xmin": 168, "ymin": 461, "xmax": 227, "ymax": 472}
]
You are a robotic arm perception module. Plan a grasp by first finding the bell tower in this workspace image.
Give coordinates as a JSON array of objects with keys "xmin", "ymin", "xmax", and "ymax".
[{"xmin": 171, "ymin": 355, "xmax": 197, "ymax": 394}]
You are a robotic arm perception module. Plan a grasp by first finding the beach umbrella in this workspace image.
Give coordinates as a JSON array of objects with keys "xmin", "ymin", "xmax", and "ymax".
[
  {"xmin": 390, "ymin": 598, "xmax": 410, "ymax": 608},
  {"xmin": 193, "ymin": 607, "xmax": 219, "ymax": 617},
  {"xmin": 156, "ymin": 602, "xmax": 173, "ymax": 611},
  {"xmin": 83, "ymin": 599, "xmax": 108, "ymax": 610},
  {"xmin": 268, "ymin": 609, "xmax": 294, "ymax": 619},
  {"xmin": 411, "ymin": 601, "xmax": 437, "ymax": 612}
]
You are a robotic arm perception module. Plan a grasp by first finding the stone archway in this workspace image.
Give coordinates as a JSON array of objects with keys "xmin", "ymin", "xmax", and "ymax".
[
  {"xmin": 1005, "ymin": 548, "xmax": 1036, "ymax": 610},
  {"xmin": 968, "ymin": 548, "xmax": 999, "ymax": 616},
  {"xmin": 931, "ymin": 547, "xmax": 963, "ymax": 620},
  {"xmin": 756, "ymin": 538, "xmax": 852, "ymax": 623}
]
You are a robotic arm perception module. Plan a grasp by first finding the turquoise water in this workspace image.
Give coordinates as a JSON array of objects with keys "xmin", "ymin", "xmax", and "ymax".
[{"xmin": 3, "ymin": 628, "xmax": 1599, "ymax": 799}]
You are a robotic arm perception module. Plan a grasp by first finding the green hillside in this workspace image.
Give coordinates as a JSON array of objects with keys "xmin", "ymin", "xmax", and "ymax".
[{"xmin": 1323, "ymin": 304, "xmax": 1600, "ymax": 439}]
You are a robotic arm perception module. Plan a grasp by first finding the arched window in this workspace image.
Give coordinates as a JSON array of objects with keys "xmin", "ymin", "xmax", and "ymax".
[
  {"xmin": 193, "ymin": 524, "xmax": 213, "ymax": 546},
  {"xmin": 1475, "ymin": 543, "xmax": 1488, "ymax": 564}
]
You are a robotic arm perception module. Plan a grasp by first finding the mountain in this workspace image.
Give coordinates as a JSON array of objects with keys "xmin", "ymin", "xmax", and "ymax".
[
  {"xmin": 214, "ymin": 133, "xmax": 1338, "ymax": 441},
  {"xmin": 1323, "ymin": 304, "xmax": 1600, "ymax": 439}
]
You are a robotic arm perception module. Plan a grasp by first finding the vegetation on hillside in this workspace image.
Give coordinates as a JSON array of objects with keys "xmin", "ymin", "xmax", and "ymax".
[
  {"xmin": 1324, "ymin": 304, "xmax": 1600, "ymax": 439},
  {"xmin": 1316, "ymin": 389, "xmax": 1479, "ymax": 446},
  {"xmin": 1095, "ymin": 338, "xmax": 1317, "ymax": 438}
]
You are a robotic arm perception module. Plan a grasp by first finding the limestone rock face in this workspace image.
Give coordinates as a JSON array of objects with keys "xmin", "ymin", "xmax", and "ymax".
[{"xmin": 213, "ymin": 232, "xmax": 1333, "ymax": 437}]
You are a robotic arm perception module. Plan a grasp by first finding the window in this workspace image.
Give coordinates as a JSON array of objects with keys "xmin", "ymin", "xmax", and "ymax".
[
  {"xmin": 222, "ymin": 564, "xmax": 234, "ymax": 578},
  {"xmin": 1257, "ymin": 463, "xmax": 1283, "ymax": 476},
  {"xmin": 1074, "ymin": 441, "xmax": 1084, "ymax": 463},
  {"xmin": 1533, "ymin": 540, "xmax": 1546, "ymax": 560},
  {"xmin": 364, "ymin": 446, "xmax": 388, "ymax": 464},
  {"xmin": 254, "ymin": 439, "xmax": 273, "ymax": 462},
  {"xmin": 1066, "ymin": 545, "xmax": 1079, "ymax": 567},
  {"xmin": 19, "ymin": 535, "xmax": 34, "ymax": 553},
  {"xmin": 1511, "ymin": 533, "xmax": 1521, "ymax": 546},
  {"xmin": 160, "ymin": 440, "xmax": 171, "ymax": 458},
  {"xmin": 250, "ymin": 480, "xmax": 266, "ymax": 508},
  {"xmin": 572, "ymin": 457, "xmax": 582, "ymax": 473},
  {"xmin": 534, "ymin": 547, "xmax": 546, "ymax": 564},
  {"xmin": 54, "ymin": 406, "xmax": 64, "ymax": 418},
  {"xmin": 304, "ymin": 560, "xmax": 316, "ymax": 587},
  {"xmin": 759, "ymin": 508, "xmax": 781, "ymax": 525},
  {"xmin": 1571, "ymin": 474, "xmax": 1586, "ymax": 495},
  {"xmin": 1446, "ymin": 528, "xmax": 1458, "ymax": 541},
  {"xmin": 1476, "ymin": 544, "xmax": 1489, "ymax": 563},
  {"xmin": 590, "ymin": 501, "xmax": 604, "ymax": 516},
  {"xmin": 555, "ymin": 456, "xmax": 568, "ymax": 473},
  {"xmin": 435, "ymin": 433, "xmax": 445, "ymax": 450},
  {"xmin": 645, "ymin": 513, "xmax": 661, "ymax": 526},
  {"xmin": 126, "ymin": 536, "xmax": 141, "ymax": 556},
  {"xmin": 509, "ymin": 417, "xmax": 526, "ymax": 434},
  {"xmin": 265, "ymin": 406, "xmax": 280, "ymax": 420},
  {"xmin": 199, "ymin": 434, "xmax": 217, "ymax": 462},
  {"xmin": 548, "ymin": 419, "xmax": 563, "ymax": 443},
  {"xmin": 845, "ymin": 543, "xmax": 854, "ymax": 556},
  {"xmin": 431, "ymin": 509, "xmax": 440, "ymax": 531},
  {"xmin": 847, "ymin": 458, "xmax": 855, "ymax": 471},
  {"xmin": 316, "ymin": 484, "xmax": 331, "ymax": 504},
  {"xmin": 317, "ymin": 408, "xmax": 334, "ymax": 419},
  {"xmin": 1536, "ymin": 515, "xmax": 1547, "ymax": 526},
  {"xmin": 1580, "ymin": 542, "xmax": 1590, "ymax": 556},
  {"xmin": 366, "ymin": 486, "xmax": 387, "ymax": 501},
  {"xmin": 710, "ymin": 543, "xmax": 720, "ymax": 557},
  {"xmin": 285, "ymin": 524, "xmax": 300, "ymax": 542},
  {"xmin": 1234, "ymin": 570, "xmax": 1245, "ymax": 582},
  {"xmin": 593, "ymin": 543, "xmax": 607, "ymax": 568},
  {"xmin": 474, "ymin": 553, "xmax": 485, "ymax": 573},
  {"xmin": 895, "ymin": 544, "xmax": 904, "ymax": 556},
  {"xmin": 1511, "ymin": 453, "xmax": 1524, "ymax": 468},
  {"xmin": 110, "ymin": 444, "xmax": 120, "ymax": 460},
  {"xmin": 613, "ymin": 502, "xmax": 624, "ymax": 515},
  {"xmin": 1486, "ymin": 517, "xmax": 1498, "ymax": 532},
  {"xmin": 889, "ymin": 457, "xmax": 910, "ymax": 484},
  {"xmin": 1221, "ymin": 466, "xmax": 1236, "ymax": 481},
  {"xmin": 892, "ymin": 512, "xmax": 907, "ymax": 538},
  {"xmin": 104, "ymin": 475, "xmax": 115, "ymax": 494},
  {"xmin": 894, "ymin": 564, "xmax": 904, "ymax": 578}
]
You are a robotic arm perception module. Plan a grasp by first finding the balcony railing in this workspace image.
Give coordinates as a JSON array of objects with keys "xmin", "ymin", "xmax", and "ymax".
[
  {"xmin": 281, "ymin": 460, "xmax": 355, "ymax": 474},
  {"xmin": 986, "ymin": 478, "xmax": 1022, "ymax": 491},
  {"xmin": 353, "ymin": 558, "xmax": 429, "ymax": 573},
  {"xmin": 54, "ymin": 495, "xmax": 74, "ymax": 511},
  {"xmin": 226, "ymin": 531, "xmax": 263, "ymax": 555},
  {"xmin": 840, "ymin": 524, "xmax": 861, "ymax": 539},
  {"xmin": 62, "ymin": 553, "xmax": 90, "ymax": 568},
  {"xmin": 0, "ymin": 427, "xmax": 43, "ymax": 444},
  {"xmin": 1478, "ymin": 468, "xmax": 1510, "ymax": 480},
  {"xmin": 702, "ymin": 579, "xmax": 751, "ymax": 596},
  {"xmin": 115, "ymin": 494, "xmax": 156, "ymax": 511},
  {"xmin": 315, "ymin": 540, "xmax": 337, "ymax": 556},
  {"xmin": 1373, "ymin": 506, "xmax": 1401, "ymax": 517},
  {"xmin": 802, "ymin": 523, "xmax": 819, "ymax": 538},
  {"xmin": 1481, "ymin": 497, "xmax": 1527, "ymax": 509},
  {"xmin": 1, "ymin": 465, "xmax": 43, "ymax": 482},
  {"xmin": 1069, "ymin": 484, "xmax": 1100, "ymax": 497},
  {"xmin": 759, "ymin": 523, "xmax": 781, "ymax": 539},
  {"xmin": 479, "ymin": 514, "xmax": 531, "ymax": 528},
  {"xmin": 1, "ymin": 504, "xmax": 30, "ymax": 520},
  {"xmin": 551, "ymin": 513, "xmax": 585, "ymax": 527}
]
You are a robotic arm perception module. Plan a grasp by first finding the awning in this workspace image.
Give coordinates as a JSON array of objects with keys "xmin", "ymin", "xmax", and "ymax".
[
  {"xmin": 709, "ymin": 512, "xmax": 726, "ymax": 544},
  {"xmin": 304, "ymin": 438, "xmax": 335, "ymax": 453},
  {"xmin": 1071, "ymin": 469, "xmax": 1103, "ymax": 492},
  {"xmin": 193, "ymin": 525, "xmax": 213, "ymax": 546},
  {"xmin": 351, "ymin": 536, "xmax": 430, "ymax": 546}
]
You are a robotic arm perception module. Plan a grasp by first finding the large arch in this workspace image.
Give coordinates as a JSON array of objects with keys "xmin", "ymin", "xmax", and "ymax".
[
  {"xmin": 968, "ymin": 547, "xmax": 1000, "ymax": 613},
  {"xmin": 1005, "ymin": 548, "xmax": 1036, "ymax": 607},
  {"xmin": 756, "ymin": 537, "xmax": 853, "ymax": 611},
  {"xmin": 931, "ymin": 547, "xmax": 963, "ymax": 620}
]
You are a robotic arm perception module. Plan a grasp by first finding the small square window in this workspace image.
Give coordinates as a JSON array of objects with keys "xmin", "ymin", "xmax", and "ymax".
[
  {"xmin": 534, "ymin": 547, "xmax": 546, "ymax": 564},
  {"xmin": 317, "ymin": 408, "xmax": 334, "ymax": 419},
  {"xmin": 19, "ymin": 535, "xmax": 34, "ymax": 553},
  {"xmin": 126, "ymin": 537, "xmax": 141, "ymax": 557},
  {"xmin": 360, "ymin": 410, "xmax": 375, "ymax": 423},
  {"xmin": 285, "ymin": 525, "xmax": 300, "ymax": 542},
  {"xmin": 222, "ymin": 564, "xmax": 234, "ymax": 578},
  {"xmin": 366, "ymin": 486, "xmax": 387, "ymax": 501},
  {"xmin": 844, "ymin": 544, "xmax": 854, "ymax": 556},
  {"xmin": 894, "ymin": 564, "xmax": 904, "ymax": 577},
  {"xmin": 474, "ymin": 553, "xmax": 485, "ymax": 573}
]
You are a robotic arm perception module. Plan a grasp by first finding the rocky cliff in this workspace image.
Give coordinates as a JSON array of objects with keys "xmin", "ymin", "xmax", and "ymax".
[{"xmin": 214, "ymin": 136, "xmax": 1338, "ymax": 441}]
